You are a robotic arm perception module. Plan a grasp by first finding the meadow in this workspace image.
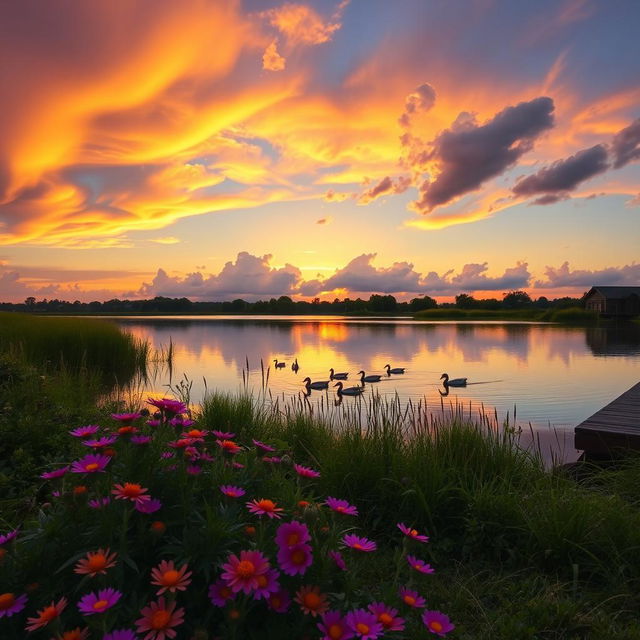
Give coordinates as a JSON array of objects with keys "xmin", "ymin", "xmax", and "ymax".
[{"xmin": 1, "ymin": 314, "xmax": 640, "ymax": 639}]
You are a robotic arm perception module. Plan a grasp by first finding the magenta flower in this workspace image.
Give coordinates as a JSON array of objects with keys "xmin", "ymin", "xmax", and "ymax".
[
  {"xmin": 135, "ymin": 498, "xmax": 162, "ymax": 514},
  {"xmin": 267, "ymin": 588, "xmax": 291, "ymax": 613},
  {"xmin": 278, "ymin": 544, "xmax": 313, "ymax": 576},
  {"xmin": 40, "ymin": 466, "xmax": 70, "ymax": 480},
  {"xmin": 407, "ymin": 555, "xmax": 435, "ymax": 574},
  {"xmin": 246, "ymin": 498, "xmax": 284, "ymax": 519},
  {"xmin": 0, "ymin": 593, "xmax": 27, "ymax": 618},
  {"xmin": 136, "ymin": 597, "xmax": 184, "ymax": 639},
  {"xmin": 88, "ymin": 497, "xmax": 111, "ymax": 509},
  {"xmin": 131, "ymin": 434, "xmax": 153, "ymax": 445},
  {"xmin": 147, "ymin": 397, "xmax": 187, "ymax": 415},
  {"xmin": 368, "ymin": 603, "xmax": 405, "ymax": 631},
  {"xmin": 318, "ymin": 610, "xmax": 355, "ymax": 640},
  {"xmin": 103, "ymin": 630, "xmax": 137, "ymax": 640},
  {"xmin": 82, "ymin": 435, "xmax": 118, "ymax": 448},
  {"xmin": 186, "ymin": 464, "xmax": 202, "ymax": 475},
  {"xmin": 208, "ymin": 579, "xmax": 235, "ymax": 607},
  {"xmin": 231, "ymin": 461, "xmax": 245, "ymax": 469},
  {"xmin": 399, "ymin": 587, "xmax": 426, "ymax": 608},
  {"xmin": 71, "ymin": 453, "xmax": 111, "ymax": 474},
  {"xmin": 199, "ymin": 452, "xmax": 215, "ymax": 462},
  {"xmin": 169, "ymin": 416, "xmax": 194, "ymax": 428},
  {"xmin": 111, "ymin": 412, "xmax": 141, "ymax": 423},
  {"xmin": 212, "ymin": 430, "xmax": 235, "ymax": 439},
  {"xmin": 161, "ymin": 451, "xmax": 175, "ymax": 459},
  {"xmin": 342, "ymin": 534, "xmax": 376, "ymax": 552},
  {"xmin": 329, "ymin": 550, "xmax": 347, "ymax": 571},
  {"xmin": 221, "ymin": 550, "xmax": 271, "ymax": 594},
  {"xmin": 69, "ymin": 425, "xmax": 100, "ymax": 438},
  {"xmin": 326, "ymin": 497, "xmax": 358, "ymax": 516},
  {"xmin": 147, "ymin": 419, "xmax": 161, "ymax": 428},
  {"xmin": 77, "ymin": 588, "xmax": 121, "ymax": 615},
  {"xmin": 0, "ymin": 529, "xmax": 19, "ymax": 545},
  {"xmin": 220, "ymin": 485, "xmax": 246, "ymax": 498},
  {"xmin": 253, "ymin": 439, "xmax": 276, "ymax": 452},
  {"xmin": 345, "ymin": 609, "xmax": 383, "ymax": 639},
  {"xmin": 397, "ymin": 522, "xmax": 429, "ymax": 543},
  {"xmin": 293, "ymin": 463, "xmax": 321, "ymax": 478},
  {"xmin": 262, "ymin": 456, "xmax": 283, "ymax": 464},
  {"xmin": 252, "ymin": 568, "xmax": 281, "ymax": 600},
  {"xmin": 423, "ymin": 610, "xmax": 455, "ymax": 637},
  {"xmin": 275, "ymin": 521, "xmax": 311, "ymax": 548}
]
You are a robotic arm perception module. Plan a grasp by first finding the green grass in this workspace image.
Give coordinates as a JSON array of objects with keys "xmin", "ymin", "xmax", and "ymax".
[{"xmin": 413, "ymin": 307, "xmax": 599, "ymax": 324}]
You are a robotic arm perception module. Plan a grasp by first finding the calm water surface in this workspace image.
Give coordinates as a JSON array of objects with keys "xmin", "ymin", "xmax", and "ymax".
[{"xmin": 111, "ymin": 316, "xmax": 640, "ymax": 461}]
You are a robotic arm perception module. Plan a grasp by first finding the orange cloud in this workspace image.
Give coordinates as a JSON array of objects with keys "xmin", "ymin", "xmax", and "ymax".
[{"xmin": 263, "ymin": 40, "xmax": 286, "ymax": 71}]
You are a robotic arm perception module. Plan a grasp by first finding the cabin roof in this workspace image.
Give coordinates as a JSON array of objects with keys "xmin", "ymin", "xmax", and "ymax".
[{"xmin": 585, "ymin": 286, "xmax": 640, "ymax": 299}]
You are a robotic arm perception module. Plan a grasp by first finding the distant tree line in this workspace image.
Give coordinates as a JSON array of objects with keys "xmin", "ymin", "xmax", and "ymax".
[{"xmin": 0, "ymin": 291, "xmax": 584, "ymax": 315}]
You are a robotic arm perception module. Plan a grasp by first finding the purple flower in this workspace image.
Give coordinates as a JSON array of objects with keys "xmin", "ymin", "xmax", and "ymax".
[
  {"xmin": 208, "ymin": 579, "xmax": 234, "ymax": 607},
  {"xmin": 399, "ymin": 587, "xmax": 426, "ymax": 608},
  {"xmin": 0, "ymin": 592, "xmax": 27, "ymax": 618},
  {"xmin": 161, "ymin": 451, "xmax": 175, "ymax": 459},
  {"xmin": 326, "ymin": 497, "xmax": 358, "ymax": 516},
  {"xmin": 318, "ymin": 610, "xmax": 354, "ymax": 640},
  {"xmin": 40, "ymin": 466, "xmax": 70, "ymax": 480},
  {"xmin": 275, "ymin": 521, "xmax": 311, "ymax": 548},
  {"xmin": 262, "ymin": 456, "xmax": 283, "ymax": 464},
  {"xmin": 146, "ymin": 419, "xmax": 161, "ymax": 428},
  {"xmin": 342, "ymin": 534, "xmax": 376, "ymax": 552},
  {"xmin": 135, "ymin": 498, "xmax": 162, "ymax": 514},
  {"xmin": 69, "ymin": 425, "xmax": 100, "ymax": 438},
  {"xmin": 0, "ymin": 529, "xmax": 19, "ymax": 545},
  {"xmin": 88, "ymin": 497, "xmax": 111, "ymax": 509},
  {"xmin": 368, "ymin": 603, "xmax": 405, "ymax": 631},
  {"xmin": 71, "ymin": 453, "xmax": 111, "ymax": 474},
  {"xmin": 252, "ymin": 568, "xmax": 281, "ymax": 600},
  {"xmin": 77, "ymin": 588, "xmax": 121, "ymax": 615},
  {"xmin": 111, "ymin": 412, "xmax": 141, "ymax": 423},
  {"xmin": 131, "ymin": 435, "xmax": 152, "ymax": 445},
  {"xmin": 220, "ymin": 485, "xmax": 245, "ymax": 498},
  {"xmin": 397, "ymin": 522, "xmax": 429, "ymax": 543},
  {"xmin": 186, "ymin": 465, "xmax": 202, "ymax": 475},
  {"xmin": 277, "ymin": 544, "xmax": 313, "ymax": 576},
  {"xmin": 169, "ymin": 416, "xmax": 194, "ymax": 428},
  {"xmin": 103, "ymin": 630, "xmax": 138, "ymax": 640},
  {"xmin": 329, "ymin": 550, "xmax": 347, "ymax": 571},
  {"xmin": 345, "ymin": 609, "xmax": 383, "ymax": 639},
  {"xmin": 293, "ymin": 463, "xmax": 320, "ymax": 478},
  {"xmin": 147, "ymin": 397, "xmax": 187, "ymax": 415},
  {"xmin": 82, "ymin": 436, "xmax": 118, "ymax": 448},
  {"xmin": 422, "ymin": 610, "xmax": 455, "ymax": 637},
  {"xmin": 407, "ymin": 555, "xmax": 435, "ymax": 574},
  {"xmin": 253, "ymin": 439, "xmax": 276, "ymax": 452},
  {"xmin": 212, "ymin": 430, "xmax": 235, "ymax": 439}
]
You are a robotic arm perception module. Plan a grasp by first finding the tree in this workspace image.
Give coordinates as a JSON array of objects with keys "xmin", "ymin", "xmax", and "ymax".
[
  {"xmin": 409, "ymin": 295, "xmax": 437, "ymax": 311},
  {"xmin": 369, "ymin": 294, "xmax": 397, "ymax": 312},
  {"xmin": 502, "ymin": 290, "xmax": 532, "ymax": 309},
  {"xmin": 455, "ymin": 293, "xmax": 477, "ymax": 309}
]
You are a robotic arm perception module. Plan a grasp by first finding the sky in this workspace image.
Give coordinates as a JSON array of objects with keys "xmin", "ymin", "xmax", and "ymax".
[{"xmin": 0, "ymin": 0, "xmax": 638, "ymax": 303}]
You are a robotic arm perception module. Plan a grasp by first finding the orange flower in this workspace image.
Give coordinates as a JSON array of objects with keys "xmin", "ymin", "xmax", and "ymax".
[
  {"xmin": 112, "ymin": 482, "xmax": 150, "ymax": 503},
  {"xmin": 150, "ymin": 521, "xmax": 166, "ymax": 535},
  {"xmin": 117, "ymin": 425, "xmax": 137, "ymax": 435},
  {"xmin": 73, "ymin": 485, "xmax": 87, "ymax": 496},
  {"xmin": 294, "ymin": 585, "xmax": 329, "ymax": 617},
  {"xmin": 57, "ymin": 628, "xmax": 89, "ymax": 640},
  {"xmin": 74, "ymin": 548, "xmax": 117, "ymax": 577},
  {"xmin": 25, "ymin": 597, "xmax": 67, "ymax": 631},
  {"xmin": 244, "ymin": 526, "xmax": 256, "ymax": 537},
  {"xmin": 103, "ymin": 448, "xmax": 117, "ymax": 457},
  {"xmin": 150, "ymin": 560, "xmax": 192, "ymax": 595}
]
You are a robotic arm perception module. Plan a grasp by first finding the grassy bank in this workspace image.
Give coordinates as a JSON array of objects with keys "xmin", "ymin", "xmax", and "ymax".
[{"xmin": 414, "ymin": 307, "xmax": 600, "ymax": 324}]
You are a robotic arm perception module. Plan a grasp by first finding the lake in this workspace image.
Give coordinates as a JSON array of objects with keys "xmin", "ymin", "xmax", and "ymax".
[{"xmin": 112, "ymin": 316, "xmax": 640, "ymax": 463}]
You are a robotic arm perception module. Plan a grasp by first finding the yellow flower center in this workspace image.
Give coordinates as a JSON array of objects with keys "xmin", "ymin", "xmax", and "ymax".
[
  {"xmin": 257, "ymin": 499, "xmax": 275, "ymax": 511},
  {"xmin": 430, "ymin": 621, "xmax": 443, "ymax": 632},
  {"xmin": 85, "ymin": 463, "xmax": 100, "ymax": 471},
  {"xmin": 379, "ymin": 613, "xmax": 393, "ymax": 627},
  {"xmin": 410, "ymin": 529, "xmax": 418, "ymax": 536},
  {"xmin": 61, "ymin": 630, "xmax": 84, "ymax": 640},
  {"xmin": 287, "ymin": 533, "xmax": 300, "ymax": 545},
  {"xmin": 303, "ymin": 592, "xmax": 321, "ymax": 609},
  {"xmin": 93, "ymin": 599, "xmax": 109, "ymax": 610},
  {"xmin": 291, "ymin": 549, "xmax": 306, "ymax": 564},
  {"xmin": 353, "ymin": 543, "xmax": 363, "ymax": 550},
  {"xmin": 256, "ymin": 575, "xmax": 268, "ymax": 588},
  {"xmin": 161, "ymin": 570, "xmax": 180, "ymax": 586},
  {"xmin": 87, "ymin": 554, "xmax": 107, "ymax": 571},
  {"xmin": 236, "ymin": 560, "xmax": 255, "ymax": 578},
  {"xmin": 151, "ymin": 609, "xmax": 171, "ymax": 629},
  {"xmin": 403, "ymin": 595, "xmax": 416, "ymax": 606},
  {"xmin": 0, "ymin": 593, "xmax": 15, "ymax": 609},
  {"xmin": 329, "ymin": 624, "xmax": 343, "ymax": 639},
  {"xmin": 356, "ymin": 623, "xmax": 370, "ymax": 634},
  {"xmin": 40, "ymin": 605, "xmax": 59, "ymax": 623}
]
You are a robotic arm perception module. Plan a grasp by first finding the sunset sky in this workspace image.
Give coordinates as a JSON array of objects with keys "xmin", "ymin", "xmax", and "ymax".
[{"xmin": 0, "ymin": 0, "xmax": 638, "ymax": 303}]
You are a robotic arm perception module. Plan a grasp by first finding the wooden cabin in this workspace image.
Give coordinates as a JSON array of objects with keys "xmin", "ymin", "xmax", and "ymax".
[{"xmin": 584, "ymin": 286, "xmax": 640, "ymax": 318}]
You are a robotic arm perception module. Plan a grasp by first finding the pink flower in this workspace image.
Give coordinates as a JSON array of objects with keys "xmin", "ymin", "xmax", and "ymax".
[
  {"xmin": 0, "ymin": 529, "xmax": 19, "ymax": 545},
  {"xmin": 150, "ymin": 560, "xmax": 192, "ymax": 595},
  {"xmin": 147, "ymin": 398, "xmax": 187, "ymax": 415},
  {"xmin": 253, "ymin": 439, "xmax": 276, "ymax": 452},
  {"xmin": 71, "ymin": 453, "xmax": 111, "ymax": 474},
  {"xmin": 216, "ymin": 439, "xmax": 242, "ymax": 455},
  {"xmin": 246, "ymin": 498, "xmax": 284, "ymax": 519},
  {"xmin": 77, "ymin": 588, "xmax": 121, "ymax": 615},
  {"xmin": 399, "ymin": 587, "xmax": 426, "ymax": 608},
  {"xmin": 325, "ymin": 497, "xmax": 358, "ymax": 516},
  {"xmin": 329, "ymin": 550, "xmax": 347, "ymax": 571},
  {"xmin": 131, "ymin": 435, "xmax": 153, "ymax": 445},
  {"xmin": 345, "ymin": 609, "xmax": 383, "ymax": 639},
  {"xmin": 278, "ymin": 544, "xmax": 313, "ymax": 576},
  {"xmin": 69, "ymin": 425, "xmax": 100, "ymax": 438},
  {"xmin": 82, "ymin": 435, "xmax": 118, "ymax": 448},
  {"xmin": 112, "ymin": 482, "xmax": 151, "ymax": 504},
  {"xmin": 136, "ymin": 498, "xmax": 162, "ymax": 514},
  {"xmin": 40, "ymin": 466, "xmax": 70, "ymax": 480},
  {"xmin": 397, "ymin": 522, "xmax": 429, "ymax": 543},
  {"xmin": 221, "ymin": 550, "xmax": 271, "ymax": 594},
  {"xmin": 422, "ymin": 610, "xmax": 455, "ymax": 637},
  {"xmin": 318, "ymin": 610, "xmax": 355, "ymax": 640},
  {"xmin": 136, "ymin": 596, "xmax": 184, "ymax": 639},
  {"xmin": 407, "ymin": 555, "xmax": 435, "ymax": 574},
  {"xmin": 212, "ymin": 430, "xmax": 235, "ymax": 439},
  {"xmin": 186, "ymin": 465, "xmax": 201, "ymax": 475},
  {"xmin": 208, "ymin": 579, "xmax": 234, "ymax": 607},
  {"xmin": 342, "ymin": 534, "xmax": 376, "ymax": 552},
  {"xmin": 252, "ymin": 568, "xmax": 281, "ymax": 600},
  {"xmin": 0, "ymin": 592, "xmax": 27, "ymax": 618},
  {"xmin": 368, "ymin": 602, "xmax": 405, "ymax": 631},
  {"xmin": 275, "ymin": 521, "xmax": 311, "ymax": 548},
  {"xmin": 111, "ymin": 412, "xmax": 142, "ymax": 423},
  {"xmin": 293, "ymin": 463, "xmax": 320, "ymax": 478},
  {"xmin": 88, "ymin": 497, "xmax": 111, "ymax": 509},
  {"xmin": 169, "ymin": 417, "xmax": 194, "ymax": 428},
  {"xmin": 147, "ymin": 419, "xmax": 162, "ymax": 428},
  {"xmin": 74, "ymin": 548, "xmax": 117, "ymax": 577},
  {"xmin": 262, "ymin": 456, "xmax": 283, "ymax": 464},
  {"xmin": 25, "ymin": 597, "xmax": 67, "ymax": 631},
  {"xmin": 220, "ymin": 485, "xmax": 245, "ymax": 498},
  {"xmin": 267, "ymin": 588, "xmax": 291, "ymax": 613}
]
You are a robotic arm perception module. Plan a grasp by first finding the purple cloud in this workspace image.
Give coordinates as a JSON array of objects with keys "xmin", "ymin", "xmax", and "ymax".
[
  {"xmin": 611, "ymin": 117, "xmax": 640, "ymax": 169},
  {"xmin": 534, "ymin": 261, "xmax": 640, "ymax": 288}
]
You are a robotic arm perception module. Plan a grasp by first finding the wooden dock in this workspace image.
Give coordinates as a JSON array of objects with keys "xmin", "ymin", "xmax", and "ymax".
[{"xmin": 575, "ymin": 381, "xmax": 640, "ymax": 455}]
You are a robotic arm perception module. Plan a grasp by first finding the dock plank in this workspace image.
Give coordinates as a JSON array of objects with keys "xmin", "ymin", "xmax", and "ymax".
[{"xmin": 574, "ymin": 381, "xmax": 640, "ymax": 454}]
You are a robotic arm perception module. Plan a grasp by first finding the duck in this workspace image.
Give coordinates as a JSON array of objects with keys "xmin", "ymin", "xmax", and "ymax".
[
  {"xmin": 273, "ymin": 359, "xmax": 286, "ymax": 369},
  {"xmin": 303, "ymin": 377, "xmax": 330, "ymax": 390},
  {"xmin": 440, "ymin": 373, "xmax": 467, "ymax": 387},
  {"xmin": 329, "ymin": 367, "xmax": 349, "ymax": 380},
  {"xmin": 291, "ymin": 358, "xmax": 299, "ymax": 373},
  {"xmin": 334, "ymin": 381, "xmax": 364, "ymax": 396},
  {"xmin": 385, "ymin": 364, "xmax": 406, "ymax": 375},
  {"xmin": 358, "ymin": 370, "xmax": 382, "ymax": 383}
]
